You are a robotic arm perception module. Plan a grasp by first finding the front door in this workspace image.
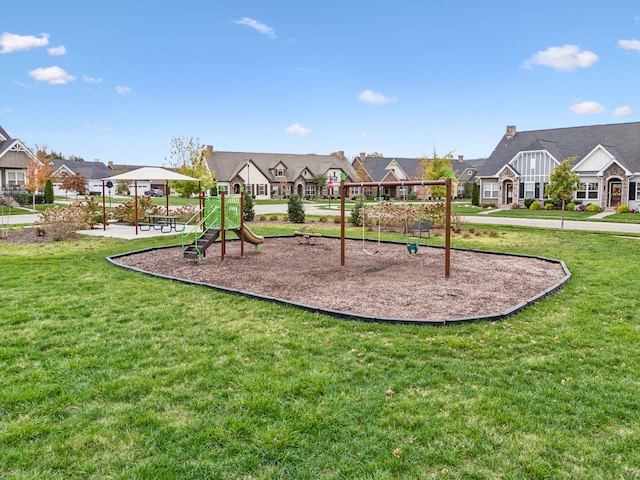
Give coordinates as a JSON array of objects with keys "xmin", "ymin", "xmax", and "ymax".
[
  {"xmin": 609, "ymin": 181, "xmax": 622, "ymax": 207},
  {"xmin": 504, "ymin": 181, "xmax": 513, "ymax": 205}
]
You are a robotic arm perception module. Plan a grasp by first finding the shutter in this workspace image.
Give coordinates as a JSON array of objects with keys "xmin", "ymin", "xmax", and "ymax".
[
  {"xmin": 519, "ymin": 182, "xmax": 525, "ymax": 198},
  {"xmin": 629, "ymin": 182, "xmax": 636, "ymax": 201}
]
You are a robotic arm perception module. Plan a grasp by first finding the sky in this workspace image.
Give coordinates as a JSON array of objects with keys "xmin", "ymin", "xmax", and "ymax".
[{"xmin": 1, "ymin": 1, "xmax": 639, "ymax": 165}]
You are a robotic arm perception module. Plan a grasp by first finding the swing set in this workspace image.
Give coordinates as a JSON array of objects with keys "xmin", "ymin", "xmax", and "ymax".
[{"xmin": 340, "ymin": 179, "xmax": 453, "ymax": 277}]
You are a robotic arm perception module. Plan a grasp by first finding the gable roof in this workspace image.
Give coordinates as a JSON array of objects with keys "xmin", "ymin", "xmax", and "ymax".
[
  {"xmin": 478, "ymin": 122, "xmax": 640, "ymax": 177},
  {"xmin": 49, "ymin": 159, "xmax": 114, "ymax": 179},
  {"xmin": 206, "ymin": 151, "xmax": 358, "ymax": 183}
]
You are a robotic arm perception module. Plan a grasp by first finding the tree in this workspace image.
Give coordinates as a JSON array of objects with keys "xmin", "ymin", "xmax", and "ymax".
[
  {"xmin": 419, "ymin": 150, "xmax": 454, "ymax": 199},
  {"xmin": 311, "ymin": 173, "xmax": 328, "ymax": 198},
  {"xmin": 287, "ymin": 194, "xmax": 305, "ymax": 223},
  {"xmin": 471, "ymin": 181, "xmax": 480, "ymax": 206},
  {"xmin": 44, "ymin": 179, "xmax": 54, "ymax": 204},
  {"xmin": 546, "ymin": 157, "xmax": 580, "ymax": 229},
  {"xmin": 166, "ymin": 136, "xmax": 215, "ymax": 198},
  {"xmin": 243, "ymin": 190, "xmax": 255, "ymax": 221},
  {"xmin": 368, "ymin": 152, "xmax": 384, "ymax": 158},
  {"xmin": 59, "ymin": 171, "xmax": 87, "ymax": 198},
  {"xmin": 25, "ymin": 155, "xmax": 54, "ymax": 209}
]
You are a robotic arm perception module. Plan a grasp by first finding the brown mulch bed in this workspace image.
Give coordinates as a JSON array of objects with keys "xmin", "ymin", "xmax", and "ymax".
[{"xmin": 111, "ymin": 236, "xmax": 569, "ymax": 323}]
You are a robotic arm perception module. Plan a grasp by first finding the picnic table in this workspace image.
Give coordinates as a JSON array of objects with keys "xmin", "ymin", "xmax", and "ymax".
[{"xmin": 139, "ymin": 214, "xmax": 183, "ymax": 233}]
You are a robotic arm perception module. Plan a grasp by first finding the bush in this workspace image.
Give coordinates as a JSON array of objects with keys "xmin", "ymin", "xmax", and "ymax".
[
  {"xmin": 113, "ymin": 196, "xmax": 162, "ymax": 224},
  {"xmin": 524, "ymin": 198, "xmax": 535, "ymax": 209},
  {"xmin": 585, "ymin": 203, "xmax": 601, "ymax": 213},
  {"xmin": 269, "ymin": 215, "xmax": 278, "ymax": 221},
  {"xmin": 350, "ymin": 195, "xmax": 365, "ymax": 226},
  {"xmin": 566, "ymin": 202, "xmax": 575, "ymax": 211},
  {"xmin": 617, "ymin": 204, "xmax": 630, "ymax": 213},
  {"xmin": 529, "ymin": 201, "xmax": 541, "ymax": 210},
  {"xmin": 333, "ymin": 215, "xmax": 341, "ymax": 224},
  {"xmin": 471, "ymin": 182, "xmax": 480, "ymax": 206},
  {"xmin": 37, "ymin": 198, "xmax": 102, "ymax": 240},
  {"xmin": 319, "ymin": 216, "xmax": 327, "ymax": 223},
  {"xmin": 44, "ymin": 179, "xmax": 54, "ymax": 204},
  {"xmin": 287, "ymin": 194, "xmax": 305, "ymax": 223},
  {"xmin": 544, "ymin": 203, "xmax": 554, "ymax": 210},
  {"xmin": 574, "ymin": 204, "xmax": 586, "ymax": 212},
  {"xmin": 243, "ymin": 190, "xmax": 255, "ymax": 221}
]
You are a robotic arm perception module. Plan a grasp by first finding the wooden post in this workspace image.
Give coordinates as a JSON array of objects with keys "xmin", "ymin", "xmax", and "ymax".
[
  {"xmin": 134, "ymin": 180, "xmax": 139, "ymax": 235},
  {"xmin": 445, "ymin": 178, "xmax": 451, "ymax": 278},
  {"xmin": 240, "ymin": 189, "xmax": 245, "ymax": 256},
  {"xmin": 102, "ymin": 180, "xmax": 107, "ymax": 231},
  {"xmin": 340, "ymin": 181, "xmax": 346, "ymax": 266},
  {"xmin": 220, "ymin": 191, "xmax": 225, "ymax": 261}
]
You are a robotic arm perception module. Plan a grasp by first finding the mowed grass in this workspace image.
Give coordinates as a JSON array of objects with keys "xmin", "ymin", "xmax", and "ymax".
[{"xmin": 1, "ymin": 224, "xmax": 640, "ymax": 479}]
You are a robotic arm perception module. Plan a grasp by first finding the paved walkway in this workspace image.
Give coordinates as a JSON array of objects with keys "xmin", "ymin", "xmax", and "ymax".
[{"xmin": 3, "ymin": 204, "xmax": 640, "ymax": 239}]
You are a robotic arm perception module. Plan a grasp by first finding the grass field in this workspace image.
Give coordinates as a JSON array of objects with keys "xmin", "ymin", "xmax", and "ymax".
[{"xmin": 1, "ymin": 223, "xmax": 640, "ymax": 478}]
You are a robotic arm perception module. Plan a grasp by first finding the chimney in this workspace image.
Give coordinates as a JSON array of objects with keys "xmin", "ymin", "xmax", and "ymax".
[
  {"xmin": 458, "ymin": 155, "xmax": 464, "ymax": 163},
  {"xmin": 206, "ymin": 145, "xmax": 213, "ymax": 155},
  {"xmin": 360, "ymin": 152, "xmax": 366, "ymax": 161},
  {"xmin": 108, "ymin": 161, "xmax": 114, "ymax": 169},
  {"xmin": 506, "ymin": 125, "xmax": 516, "ymax": 140}
]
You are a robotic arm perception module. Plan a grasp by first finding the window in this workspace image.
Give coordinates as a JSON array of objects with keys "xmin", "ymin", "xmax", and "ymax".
[
  {"xmin": 305, "ymin": 184, "xmax": 315, "ymax": 197},
  {"xmin": 483, "ymin": 181, "xmax": 498, "ymax": 199},
  {"xmin": 6, "ymin": 170, "xmax": 25, "ymax": 186},
  {"xmin": 576, "ymin": 182, "xmax": 599, "ymax": 200},
  {"xmin": 276, "ymin": 168, "xmax": 284, "ymax": 177},
  {"xmin": 258, "ymin": 184, "xmax": 265, "ymax": 195},
  {"xmin": 399, "ymin": 186, "xmax": 408, "ymax": 198},
  {"xmin": 524, "ymin": 182, "xmax": 535, "ymax": 199}
]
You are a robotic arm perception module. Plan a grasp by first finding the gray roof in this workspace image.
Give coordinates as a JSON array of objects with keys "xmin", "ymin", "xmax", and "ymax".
[
  {"xmin": 50, "ymin": 159, "xmax": 114, "ymax": 179},
  {"xmin": 206, "ymin": 151, "xmax": 358, "ymax": 182},
  {"xmin": 357, "ymin": 156, "xmax": 486, "ymax": 183},
  {"xmin": 478, "ymin": 122, "xmax": 640, "ymax": 177}
]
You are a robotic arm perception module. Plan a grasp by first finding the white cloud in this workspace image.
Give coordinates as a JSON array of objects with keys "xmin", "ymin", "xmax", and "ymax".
[
  {"xmin": 82, "ymin": 75, "xmax": 103, "ymax": 84},
  {"xmin": 569, "ymin": 101, "xmax": 605, "ymax": 114},
  {"xmin": 360, "ymin": 131, "xmax": 375, "ymax": 139},
  {"xmin": 358, "ymin": 89, "xmax": 397, "ymax": 105},
  {"xmin": 233, "ymin": 17, "xmax": 276, "ymax": 38},
  {"xmin": 522, "ymin": 44, "xmax": 598, "ymax": 71},
  {"xmin": 474, "ymin": 134, "xmax": 489, "ymax": 141},
  {"xmin": 0, "ymin": 32, "xmax": 49, "ymax": 53},
  {"xmin": 47, "ymin": 45, "xmax": 66, "ymax": 56},
  {"xmin": 613, "ymin": 105, "xmax": 633, "ymax": 116},
  {"xmin": 618, "ymin": 39, "xmax": 640, "ymax": 52},
  {"xmin": 28, "ymin": 66, "xmax": 75, "ymax": 85},
  {"xmin": 284, "ymin": 123, "xmax": 312, "ymax": 136},
  {"xmin": 115, "ymin": 86, "xmax": 132, "ymax": 95},
  {"xmin": 3, "ymin": 106, "xmax": 12, "ymax": 113}
]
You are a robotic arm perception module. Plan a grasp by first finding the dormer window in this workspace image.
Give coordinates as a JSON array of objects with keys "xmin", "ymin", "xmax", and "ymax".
[{"xmin": 276, "ymin": 168, "xmax": 284, "ymax": 177}]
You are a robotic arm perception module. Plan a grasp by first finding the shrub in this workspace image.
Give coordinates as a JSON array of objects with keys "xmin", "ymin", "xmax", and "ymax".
[
  {"xmin": 529, "ymin": 201, "xmax": 541, "ymax": 210},
  {"xmin": 44, "ymin": 179, "xmax": 54, "ymax": 204},
  {"xmin": 319, "ymin": 216, "xmax": 327, "ymax": 223},
  {"xmin": 574, "ymin": 204, "xmax": 586, "ymax": 212},
  {"xmin": 566, "ymin": 202, "xmax": 575, "ymax": 211},
  {"xmin": 269, "ymin": 215, "xmax": 278, "ymax": 221},
  {"xmin": 544, "ymin": 203, "xmax": 554, "ymax": 210},
  {"xmin": 350, "ymin": 195, "xmax": 365, "ymax": 226},
  {"xmin": 259, "ymin": 215, "xmax": 267, "ymax": 221},
  {"xmin": 37, "ymin": 203, "xmax": 93, "ymax": 241},
  {"xmin": 617, "ymin": 204, "xmax": 630, "ymax": 213},
  {"xmin": 333, "ymin": 215, "xmax": 341, "ymax": 224},
  {"xmin": 172, "ymin": 203, "xmax": 198, "ymax": 223},
  {"xmin": 287, "ymin": 194, "xmax": 305, "ymax": 223},
  {"xmin": 243, "ymin": 191, "xmax": 255, "ymax": 221},
  {"xmin": 524, "ymin": 198, "xmax": 535, "ymax": 209},
  {"xmin": 113, "ymin": 196, "xmax": 162, "ymax": 224},
  {"xmin": 471, "ymin": 182, "xmax": 480, "ymax": 206},
  {"xmin": 585, "ymin": 203, "xmax": 601, "ymax": 213}
]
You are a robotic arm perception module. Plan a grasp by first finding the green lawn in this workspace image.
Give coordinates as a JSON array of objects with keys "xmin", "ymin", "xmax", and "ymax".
[{"xmin": 1, "ymin": 224, "xmax": 639, "ymax": 478}]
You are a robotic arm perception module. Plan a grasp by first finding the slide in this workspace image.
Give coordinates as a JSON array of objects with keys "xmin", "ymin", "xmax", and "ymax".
[{"xmin": 238, "ymin": 225, "xmax": 264, "ymax": 245}]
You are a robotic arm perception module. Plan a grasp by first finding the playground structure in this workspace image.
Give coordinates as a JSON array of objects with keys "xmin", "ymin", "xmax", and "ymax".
[
  {"xmin": 339, "ymin": 179, "xmax": 452, "ymax": 277},
  {"xmin": 181, "ymin": 191, "xmax": 263, "ymax": 262}
]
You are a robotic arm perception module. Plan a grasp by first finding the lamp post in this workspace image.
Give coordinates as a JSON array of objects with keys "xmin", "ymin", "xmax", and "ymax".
[{"xmin": 246, "ymin": 159, "xmax": 251, "ymax": 197}]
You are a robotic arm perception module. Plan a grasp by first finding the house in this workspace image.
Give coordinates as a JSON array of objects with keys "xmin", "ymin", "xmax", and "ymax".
[
  {"xmin": 49, "ymin": 159, "xmax": 171, "ymax": 196},
  {"xmin": 204, "ymin": 147, "xmax": 359, "ymax": 199},
  {"xmin": 477, "ymin": 123, "xmax": 640, "ymax": 209},
  {"xmin": 0, "ymin": 125, "xmax": 38, "ymax": 192},
  {"xmin": 351, "ymin": 153, "xmax": 485, "ymax": 199}
]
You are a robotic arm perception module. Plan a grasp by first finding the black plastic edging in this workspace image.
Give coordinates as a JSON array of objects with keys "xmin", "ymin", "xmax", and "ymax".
[{"xmin": 107, "ymin": 235, "xmax": 571, "ymax": 326}]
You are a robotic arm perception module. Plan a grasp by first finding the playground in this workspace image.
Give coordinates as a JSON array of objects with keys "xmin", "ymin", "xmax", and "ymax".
[{"xmin": 112, "ymin": 235, "xmax": 569, "ymax": 324}]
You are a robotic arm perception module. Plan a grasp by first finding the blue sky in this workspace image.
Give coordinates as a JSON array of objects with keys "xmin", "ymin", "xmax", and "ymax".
[{"xmin": 1, "ymin": 1, "xmax": 639, "ymax": 165}]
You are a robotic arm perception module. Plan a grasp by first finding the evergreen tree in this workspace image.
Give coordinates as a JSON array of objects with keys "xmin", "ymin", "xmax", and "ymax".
[
  {"xmin": 243, "ymin": 190, "xmax": 255, "ymax": 221},
  {"xmin": 44, "ymin": 179, "xmax": 54, "ymax": 204},
  {"xmin": 471, "ymin": 182, "xmax": 480, "ymax": 206},
  {"xmin": 351, "ymin": 195, "xmax": 365, "ymax": 226},
  {"xmin": 287, "ymin": 194, "xmax": 305, "ymax": 223}
]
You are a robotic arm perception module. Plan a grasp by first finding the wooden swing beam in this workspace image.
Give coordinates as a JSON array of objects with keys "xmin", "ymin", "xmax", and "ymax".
[{"xmin": 339, "ymin": 179, "xmax": 452, "ymax": 277}]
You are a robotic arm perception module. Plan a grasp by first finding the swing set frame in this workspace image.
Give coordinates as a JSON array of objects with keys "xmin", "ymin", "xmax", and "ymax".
[{"xmin": 339, "ymin": 179, "xmax": 452, "ymax": 277}]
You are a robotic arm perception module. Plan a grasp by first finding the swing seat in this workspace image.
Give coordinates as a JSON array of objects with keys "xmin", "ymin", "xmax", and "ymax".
[
  {"xmin": 362, "ymin": 247, "xmax": 380, "ymax": 255},
  {"xmin": 407, "ymin": 242, "xmax": 418, "ymax": 254}
]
